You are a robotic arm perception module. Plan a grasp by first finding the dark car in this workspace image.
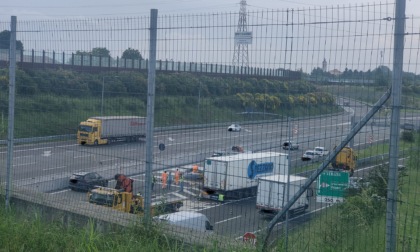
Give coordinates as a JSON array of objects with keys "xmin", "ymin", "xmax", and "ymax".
[
  {"xmin": 211, "ymin": 151, "xmax": 228, "ymax": 157},
  {"xmin": 282, "ymin": 141, "xmax": 299, "ymax": 150},
  {"xmin": 183, "ymin": 171, "xmax": 204, "ymax": 181},
  {"xmin": 69, "ymin": 172, "xmax": 108, "ymax": 191},
  {"xmin": 183, "ymin": 166, "xmax": 204, "ymax": 181}
]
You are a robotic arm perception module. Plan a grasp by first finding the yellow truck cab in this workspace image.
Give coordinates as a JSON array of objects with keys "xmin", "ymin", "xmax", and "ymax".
[{"xmin": 78, "ymin": 118, "xmax": 106, "ymax": 145}]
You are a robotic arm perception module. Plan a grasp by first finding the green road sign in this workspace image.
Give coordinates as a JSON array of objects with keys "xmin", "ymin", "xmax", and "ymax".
[{"xmin": 316, "ymin": 171, "xmax": 349, "ymax": 204}]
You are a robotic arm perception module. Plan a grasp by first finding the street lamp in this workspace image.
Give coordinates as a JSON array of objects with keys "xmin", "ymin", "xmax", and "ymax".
[{"xmin": 101, "ymin": 76, "xmax": 118, "ymax": 116}]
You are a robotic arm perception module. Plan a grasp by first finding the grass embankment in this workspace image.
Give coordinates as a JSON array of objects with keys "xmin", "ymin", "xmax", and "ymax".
[
  {"xmin": 278, "ymin": 135, "xmax": 420, "ymax": 251},
  {"xmin": 1, "ymin": 94, "xmax": 340, "ymax": 139},
  {"xmin": 0, "ymin": 201, "xmax": 254, "ymax": 252}
]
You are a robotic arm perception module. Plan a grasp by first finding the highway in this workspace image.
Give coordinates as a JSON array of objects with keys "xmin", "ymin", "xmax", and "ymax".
[{"xmin": 0, "ymin": 98, "xmax": 397, "ymax": 239}]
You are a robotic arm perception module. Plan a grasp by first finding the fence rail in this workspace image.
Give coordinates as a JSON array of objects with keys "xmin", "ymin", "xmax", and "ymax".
[
  {"xmin": 0, "ymin": 49, "xmax": 299, "ymax": 79},
  {"xmin": 1, "ymin": 2, "xmax": 420, "ymax": 251}
]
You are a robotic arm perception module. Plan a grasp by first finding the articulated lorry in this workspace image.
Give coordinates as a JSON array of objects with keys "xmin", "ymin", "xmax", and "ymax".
[
  {"xmin": 201, "ymin": 152, "xmax": 288, "ymax": 199},
  {"xmin": 88, "ymin": 187, "xmax": 183, "ymax": 216},
  {"xmin": 77, "ymin": 116, "xmax": 146, "ymax": 145},
  {"xmin": 256, "ymin": 174, "xmax": 310, "ymax": 217}
]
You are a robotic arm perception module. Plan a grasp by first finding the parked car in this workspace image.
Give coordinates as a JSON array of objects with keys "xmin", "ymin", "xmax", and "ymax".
[
  {"xmin": 402, "ymin": 123, "xmax": 415, "ymax": 131},
  {"xmin": 301, "ymin": 150, "xmax": 319, "ymax": 161},
  {"xmin": 282, "ymin": 141, "xmax": 299, "ymax": 150},
  {"xmin": 69, "ymin": 172, "xmax": 108, "ymax": 191},
  {"xmin": 228, "ymin": 124, "xmax": 241, "ymax": 132}
]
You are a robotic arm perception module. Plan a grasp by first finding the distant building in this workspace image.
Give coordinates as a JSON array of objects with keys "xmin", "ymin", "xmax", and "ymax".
[
  {"xmin": 329, "ymin": 69, "xmax": 342, "ymax": 76},
  {"xmin": 322, "ymin": 58, "xmax": 327, "ymax": 72}
]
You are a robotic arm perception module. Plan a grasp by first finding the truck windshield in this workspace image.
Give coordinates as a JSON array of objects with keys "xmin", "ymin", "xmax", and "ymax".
[
  {"xmin": 78, "ymin": 125, "xmax": 92, "ymax": 132},
  {"xmin": 89, "ymin": 193, "xmax": 114, "ymax": 206}
]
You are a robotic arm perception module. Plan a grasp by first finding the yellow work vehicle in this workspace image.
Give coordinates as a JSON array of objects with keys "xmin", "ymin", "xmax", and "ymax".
[
  {"xmin": 331, "ymin": 147, "xmax": 357, "ymax": 176},
  {"xmin": 88, "ymin": 187, "xmax": 183, "ymax": 216}
]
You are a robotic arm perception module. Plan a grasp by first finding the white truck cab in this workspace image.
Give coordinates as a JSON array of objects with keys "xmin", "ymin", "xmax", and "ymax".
[{"xmin": 314, "ymin": 146, "xmax": 329, "ymax": 156}]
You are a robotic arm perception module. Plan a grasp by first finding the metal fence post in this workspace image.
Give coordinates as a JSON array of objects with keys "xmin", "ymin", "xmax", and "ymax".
[
  {"xmin": 5, "ymin": 16, "xmax": 17, "ymax": 210},
  {"xmin": 144, "ymin": 9, "xmax": 158, "ymax": 222},
  {"xmin": 386, "ymin": 0, "xmax": 406, "ymax": 251}
]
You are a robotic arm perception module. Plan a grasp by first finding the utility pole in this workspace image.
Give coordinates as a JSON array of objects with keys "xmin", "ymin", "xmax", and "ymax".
[{"xmin": 232, "ymin": 0, "xmax": 251, "ymax": 67}]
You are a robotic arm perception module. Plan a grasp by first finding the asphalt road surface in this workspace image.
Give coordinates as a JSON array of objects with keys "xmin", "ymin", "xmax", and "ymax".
[{"xmin": 0, "ymin": 97, "xmax": 405, "ymax": 239}]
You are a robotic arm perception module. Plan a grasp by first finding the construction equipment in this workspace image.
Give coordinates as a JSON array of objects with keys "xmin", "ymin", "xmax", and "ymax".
[
  {"xmin": 331, "ymin": 146, "xmax": 357, "ymax": 176},
  {"xmin": 88, "ymin": 187, "xmax": 183, "ymax": 216},
  {"xmin": 114, "ymin": 174, "xmax": 133, "ymax": 193}
]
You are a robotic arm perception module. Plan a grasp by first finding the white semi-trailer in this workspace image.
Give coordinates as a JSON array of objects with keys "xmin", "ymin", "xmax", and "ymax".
[
  {"xmin": 201, "ymin": 152, "xmax": 288, "ymax": 199},
  {"xmin": 77, "ymin": 116, "xmax": 146, "ymax": 145},
  {"xmin": 256, "ymin": 174, "xmax": 309, "ymax": 217}
]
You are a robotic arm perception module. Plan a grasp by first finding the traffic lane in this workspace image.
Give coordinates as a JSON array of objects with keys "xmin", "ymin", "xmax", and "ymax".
[
  {"xmin": 199, "ymin": 197, "xmax": 262, "ymax": 237},
  {"xmin": 4, "ymin": 113, "xmax": 350, "ymax": 181},
  {"xmin": 5, "ymin": 112, "xmax": 367, "ymax": 189}
]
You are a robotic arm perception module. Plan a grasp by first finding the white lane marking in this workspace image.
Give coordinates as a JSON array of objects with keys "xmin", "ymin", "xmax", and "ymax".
[
  {"xmin": 215, "ymin": 215, "xmax": 242, "ymax": 225},
  {"xmin": 123, "ymin": 149, "xmax": 137, "ymax": 152},
  {"xmin": 171, "ymin": 192, "xmax": 188, "ymax": 199},
  {"xmin": 43, "ymin": 166, "xmax": 66, "ymax": 171},
  {"xmin": 50, "ymin": 189, "xmax": 71, "ymax": 195},
  {"xmin": 182, "ymin": 188, "xmax": 198, "ymax": 196},
  {"xmin": 100, "ymin": 158, "xmax": 118, "ymax": 162},
  {"xmin": 198, "ymin": 197, "xmax": 255, "ymax": 211},
  {"xmin": 74, "ymin": 155, "xmax": 91, "ymax": 159},
  {"xmin": 14, "ymin": 155, "xmax": 36, "ymax": 159},
  {"xmin": 13, "ymin": 162, "xmax": 36, "ymax": 167}
]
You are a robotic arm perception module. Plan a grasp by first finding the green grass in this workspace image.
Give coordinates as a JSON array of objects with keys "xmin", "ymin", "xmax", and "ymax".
[
  {"xmin": 0, "ymin": 200, "xmax": 256, "ymax": 252},
  {"xmin": 279, "ymin": 134, "xmax": 420, "ymax": 251}
]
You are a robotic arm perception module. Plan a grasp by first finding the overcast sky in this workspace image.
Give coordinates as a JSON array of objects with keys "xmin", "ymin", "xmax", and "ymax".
[
  {"xmin": 1, "ymin": 0, "xmax": 419, "ymax": 19},
  {"xmin": 1, "ymin": 0, "xmax": 419, "ymax": 73}
]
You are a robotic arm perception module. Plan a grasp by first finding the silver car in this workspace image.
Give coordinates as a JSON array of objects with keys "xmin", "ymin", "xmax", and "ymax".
[{"xmin": 301, "ymin": 150, "xmax": 319, "ymax": 161}]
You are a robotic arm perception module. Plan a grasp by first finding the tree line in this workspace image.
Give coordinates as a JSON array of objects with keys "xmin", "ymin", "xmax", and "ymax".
[{"xmin": 0, "ymin": 67, "xmax": 336, "ymax": 113}]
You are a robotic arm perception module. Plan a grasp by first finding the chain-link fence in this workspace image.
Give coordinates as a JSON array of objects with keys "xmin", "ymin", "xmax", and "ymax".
[{"xmin": 1, "ymin": 2, "xmax": 420, "ymax": 251}]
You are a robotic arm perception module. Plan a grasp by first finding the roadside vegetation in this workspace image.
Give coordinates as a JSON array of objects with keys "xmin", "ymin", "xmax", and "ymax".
[
  {"xmin": 0, "ymin": 200, "xmax": 255, "ymax": 252},
  {"xmin": 0, "ymin": 67, "xmax": 339, "ymax": 139},
  {"xmin": 276, "ymin": 131, "xmax": 418, "ymax": 251}
]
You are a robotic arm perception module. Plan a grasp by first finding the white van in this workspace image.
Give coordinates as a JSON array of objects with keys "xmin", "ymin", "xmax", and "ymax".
[{"xmin": 154, "ymin": 211, "xmax": 213, "ymax": 232}]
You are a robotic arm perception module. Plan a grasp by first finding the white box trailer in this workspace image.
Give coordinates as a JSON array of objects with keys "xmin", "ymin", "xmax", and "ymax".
[
  {"xmin": 91, "ymin": 116, "xmax": 146, "ymax": 138},
  {"xmin": 256, "ymin": 174, "xmax": 309, "ymax": 216},
  {"xmin": 202, "ymin": 152, "xmax": 288, "ymax": 198}
]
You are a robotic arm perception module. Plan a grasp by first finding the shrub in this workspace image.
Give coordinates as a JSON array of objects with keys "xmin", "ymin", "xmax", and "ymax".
[{"xmin": 401, "ymin": 130, "xmax": 414, "ymax": 142}]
